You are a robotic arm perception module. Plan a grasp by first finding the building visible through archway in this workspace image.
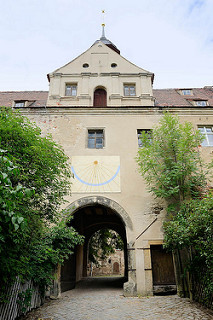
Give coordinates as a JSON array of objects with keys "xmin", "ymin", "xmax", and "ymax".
[{"xmin": 60, "ymin": 202, "xmax": 128, "ymax": 292}]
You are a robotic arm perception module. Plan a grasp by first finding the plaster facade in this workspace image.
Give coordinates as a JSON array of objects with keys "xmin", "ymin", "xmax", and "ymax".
[
  {"xmin": 47, "ymin": 41, "xmax": 154, "ymax": 107},
  {"xmin": 2, "ymin": 31, "xmax": 213, "ymax": 297}
]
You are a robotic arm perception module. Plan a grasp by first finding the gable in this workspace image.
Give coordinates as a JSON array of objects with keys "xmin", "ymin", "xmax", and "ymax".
[{"xmin": 48, "ymin": 41, "xmax": 153, "ymax": 77}]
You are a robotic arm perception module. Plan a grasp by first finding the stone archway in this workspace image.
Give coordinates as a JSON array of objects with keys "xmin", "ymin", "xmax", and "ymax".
[
  {"xmin": 60, "ymin": 196, "xmax": 136, "ymax": 297},
  {"xmin": 66, "ymin": 196, "xmax": 133, "ymax": 231}
]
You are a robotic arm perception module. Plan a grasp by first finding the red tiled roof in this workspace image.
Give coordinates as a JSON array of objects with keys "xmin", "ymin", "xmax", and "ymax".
[
  {"xmin": 0, "ymin": 91, "xmax": 48, "ymax": 108},
  {"xmin": 0, "ymin": 87, "xmax": 212, "ymax": 108},
  {"xmin": 153, "ymin": 87, "xmax": 213, "ymax": 107}
]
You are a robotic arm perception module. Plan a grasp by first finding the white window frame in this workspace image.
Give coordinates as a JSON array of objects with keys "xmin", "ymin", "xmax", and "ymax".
[
  {"xmin": 195, "ymin": 100, "xmax": 207, "ymax": 106},
  {"xmin": 65, "ymin": 83, "xmax": 77, "ymax": 96},
  {"xmin": 14, "ymin": 101, "xmax": 25, "ymax": 108},
  {"xmin": 181, "ymin": 89, "xmax": 192, "ymax": 95},
  {"xmin": 198, "ymin": 126, "xmax": 213, "ymax": 146},
  {"xmin": 124, "ymin": 84, "xmax": 136, "ymax": 96}
]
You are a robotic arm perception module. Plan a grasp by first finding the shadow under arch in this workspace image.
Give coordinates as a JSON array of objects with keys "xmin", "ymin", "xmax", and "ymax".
[
  {"xmin": 66, "ymin": 196, "xmax": 133, "ymax": 231},
  {"xmin": 60, "ymin": 196, "xmax": 135, "ymax": 295}
]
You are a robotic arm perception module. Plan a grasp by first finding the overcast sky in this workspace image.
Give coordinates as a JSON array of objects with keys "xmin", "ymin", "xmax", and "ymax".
[{"xmin": 0, "ymin": 0, "xmax": 212, "ymax": 91}]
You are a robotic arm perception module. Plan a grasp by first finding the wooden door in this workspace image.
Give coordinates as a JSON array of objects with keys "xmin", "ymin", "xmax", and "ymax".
[
  {"xmin": 151, "ymin": 245, "xmax": 176, "ymax": 285},
  {"xmin": 93, "ymin": 89, "xmax": 107, "ymax": 107},
  {"xmin": 61, "ymin": 254, "xmax": 76, "ymax": 292},
  {"xmin": 113, "ymin": 262, "xmax": 119, "ymax": 274}
]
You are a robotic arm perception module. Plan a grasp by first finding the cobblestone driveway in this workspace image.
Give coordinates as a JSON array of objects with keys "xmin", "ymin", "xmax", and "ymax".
[{"xmin": 23, "ymin": 277, "xmax": 212, "ymax": 320}]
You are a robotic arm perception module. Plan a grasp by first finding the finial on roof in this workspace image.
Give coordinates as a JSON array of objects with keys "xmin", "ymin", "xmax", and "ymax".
[
  {"xmin": 101, "ymin": 10, "xmax": 106, "ymax": 39},
  {"xmin": 91, "ymin": 9, "xmax": 120, "ymax": 54}
]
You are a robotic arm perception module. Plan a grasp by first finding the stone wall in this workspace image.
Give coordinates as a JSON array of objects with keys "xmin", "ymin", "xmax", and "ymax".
[{"xmin": 88, "ymin": 250, "xmax": 125, "ymax": 276}]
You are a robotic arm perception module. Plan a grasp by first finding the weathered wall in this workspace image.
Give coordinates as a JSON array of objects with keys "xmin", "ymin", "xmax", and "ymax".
[
  {"xmin": 22, "ymin": 106, "xmax": 213, "ymax": 295},
  {"xmin": 89, "ymin": 250, "xmax": 125, "ymax": 276}
]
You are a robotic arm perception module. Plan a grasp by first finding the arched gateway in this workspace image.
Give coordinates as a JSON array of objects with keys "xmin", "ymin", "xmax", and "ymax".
[{"xmin": 60, "ymin": 196, "xmax": 136, "ymax": 296}]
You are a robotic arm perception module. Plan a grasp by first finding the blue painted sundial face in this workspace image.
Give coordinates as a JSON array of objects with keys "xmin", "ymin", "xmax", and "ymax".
[
  {"xmin": 71, "ymin": 156, "xmax": 121, "ymax": 193},
  {"xmin": 71, "ymin": 165, "xmax": 120, "ymax": 186}
]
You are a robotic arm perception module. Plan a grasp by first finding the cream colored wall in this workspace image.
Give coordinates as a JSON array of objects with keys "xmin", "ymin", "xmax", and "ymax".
[
  {"xmin": 22, "ymin": 36, "xmax": 213, "ymax": 294},
  {"xmin": 23, "ymin": 108, "xmax": 213, "ymax": 295},
  {"xmin": 47, "ymin": 41, "xmax": 154, "ymax": 107}
]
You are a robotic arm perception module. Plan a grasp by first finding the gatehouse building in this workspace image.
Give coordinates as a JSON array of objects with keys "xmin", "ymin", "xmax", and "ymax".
[{"xmin": 1, "ymin": 26, "xmax": 213, "ymax": 297}]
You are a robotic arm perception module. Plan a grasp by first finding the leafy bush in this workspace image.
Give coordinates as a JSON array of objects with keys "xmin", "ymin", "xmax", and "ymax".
[
  {"xmin": 0, "ymin": 108, "xmax": 83, "ymax": 302},
  {"xmin": 88, "ymin": 229, "xmax": 124, "ymax": 265},
  {"xmin": 136, "ymin": 113, "xmax": 206, "ymax": 208},
  {"xmin": 164, "ymin": 195, "xmax": 213, "ymax": 303},
  {"xmin": 136, "ymin": 113, "xmax": 212, "ymax": 306}
]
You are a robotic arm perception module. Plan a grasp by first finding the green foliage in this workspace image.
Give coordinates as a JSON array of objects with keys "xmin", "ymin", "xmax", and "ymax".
[
  {"xmin": 0, "ymin": 108, "xmax": 83, "ymax": 302},
  {"xmin": 164, "ymin": 195, "xmax": 213, "ymax": 302},
  {"xmin": 136, "ymin": 112, "xmax": 212, "ymax": 305},
  {"xmin": 136, "ymin": 113, "xmax": 206, "ymax": 208},
  {"xmin": 88, "ymin": 229, "xmax": 124, "ymax": 265},
  {"xmin": 17, "ymin": 289, "xmax": 33, "ymax": 313},
  {"xmin": 28, "ymin": 221, "xmax": 84, "ymax": 290},
  {"xmin": 0, "ymin": 107, "xmax": 71, "ymax": 222}
]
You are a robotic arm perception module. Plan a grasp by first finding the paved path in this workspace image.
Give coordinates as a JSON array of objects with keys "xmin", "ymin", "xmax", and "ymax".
[{"xmin": 23, "ymin": 277, "xmax": 212, "ymax": 320}]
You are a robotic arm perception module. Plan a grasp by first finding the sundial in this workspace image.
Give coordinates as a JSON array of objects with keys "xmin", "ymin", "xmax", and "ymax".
[{"xmin": 71, "ymin": 156, "xmax": 120, "ymax": 193}]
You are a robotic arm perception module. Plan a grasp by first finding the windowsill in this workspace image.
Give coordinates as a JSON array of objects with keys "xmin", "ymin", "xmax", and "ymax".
[
  {"xmin": 87, "ymin": 147, "xmax": 105, "ymax": 150},
  {"xmin": 61, "ymin": 96, "xmax": 79, "ymax": 100},
  {"xmin": 121, "ymin": 96, "xmax": 140, "ymax": 101}
]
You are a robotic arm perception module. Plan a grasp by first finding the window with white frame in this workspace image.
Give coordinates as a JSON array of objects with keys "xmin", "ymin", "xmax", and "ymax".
[
  {"xmin": 181, "ymin": 89, "xmax": 192, "ymax": 95},
  {"xmin": 124, "ymin": 84, "xmax": 136, "ymax": 96},
  {"xmin": 195, "ymin": 100, "xmax": 207, "ymax": 106},
  {"xmin": 14, "ymin": 101, "xmax": 25, "ymax": 108},
  {"xmin": 198, "ymin": 126, "xmax": 213, "ymax": 146},
  {"xmin": 137, "ymin": 129, "xmax": 152, "ymax": 147},
  {"xmin": 88, "ymin": 129, "xmax": 104, "ymax": 149},
  {"xmin": 65, "ymin": 84, "xmax": 77, "ymax": 96}
]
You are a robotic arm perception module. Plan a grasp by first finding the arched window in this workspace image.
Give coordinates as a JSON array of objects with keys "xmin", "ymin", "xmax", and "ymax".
[{"xmin": 93, "ymin": 88, "xmax": 107, "ymax": 107}]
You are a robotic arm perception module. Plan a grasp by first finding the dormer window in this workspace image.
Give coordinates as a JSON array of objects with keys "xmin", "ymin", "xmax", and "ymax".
[
  {"xmin": 124, "ymin": 84, "xmax": 136, "ymax": 96},
  {"xmin": 195, "ymin": 100, "xmax": 207, "ymax": 106},
  {"xmin": 181, "ymin": 89, "xmax": 192, "ymax": 95},
  {"xmin": 65, "ymin": 84, "xmax": 77, "ymax": 96},
  {"xmin": 14, "ymin": 101, "xmax": 25, "ymax": 108}
]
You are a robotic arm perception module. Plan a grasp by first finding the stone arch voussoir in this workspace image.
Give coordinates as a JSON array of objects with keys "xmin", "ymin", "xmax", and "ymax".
[{"xmin": 66, "ymin": 196, "xmax": 133, "ymax": 230}]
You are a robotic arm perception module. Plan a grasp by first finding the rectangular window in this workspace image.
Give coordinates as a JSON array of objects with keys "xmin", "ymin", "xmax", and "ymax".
[
  {"xmin": 14, "ymin": 101, "xmax": 25, "ymax": 108},
  {"xmin": 195, "ymin": 100, "xmax": 207, "ymax": 106},
  {"xmin": 198, "ymin": 126, "xmax": 213, "ymax": 146},
  {"xmin": 65, "ymin": 84, "xmax": 77, "ymax": 96},
  {"xmin": 181, "ymin": 89, "xmax": 192, "ymax": 95},
  {"xmin": 124, "ymin": 84, "xmax": 136, "ymax": 96},
  {"xmin": 137, "ymin": 129, "xmax": 152, "ymax": 147},
  {"xmin": 88, "ymin": 129, "xmax": 104, "ymax": 149}
]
